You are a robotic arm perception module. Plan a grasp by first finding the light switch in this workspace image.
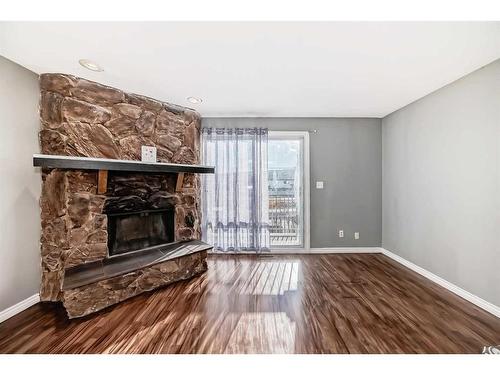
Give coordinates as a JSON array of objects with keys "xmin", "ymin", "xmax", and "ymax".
[
  {"xmin": 316, "ymin": 181, "xmax": 324, "ymax": 189},
  {"xmin": 141, "ymin": 146, "xmax": 157, "ymax": 163}
]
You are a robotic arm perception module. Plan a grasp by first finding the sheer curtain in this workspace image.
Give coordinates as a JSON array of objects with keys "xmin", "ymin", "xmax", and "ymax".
[{"xmin": 201, "ymin": 128, "xmax": 270, "ymax": 252}]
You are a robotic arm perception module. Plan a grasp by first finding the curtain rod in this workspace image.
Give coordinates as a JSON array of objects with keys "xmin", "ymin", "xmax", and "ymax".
[
  {"xmin": 273, "ymin": 129, "xmax": 318, "ymax": 134},
  {"xmin": 202, "ymin": 127, "xmax": 318, "ymax": 134}
]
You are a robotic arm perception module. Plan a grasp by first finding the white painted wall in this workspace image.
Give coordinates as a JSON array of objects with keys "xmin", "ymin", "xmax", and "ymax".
[
  {"xmin": 382, "ymin": 59, "xmax": 500, "ymax": 306},
  {"xmin": 0, "ymin": 56, "xmax": 41, "ymax": 312}
]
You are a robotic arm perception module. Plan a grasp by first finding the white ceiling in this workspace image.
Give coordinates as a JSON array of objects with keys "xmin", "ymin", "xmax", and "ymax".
[{"xmin": 1, "ymin": 22, "xmax": 500, "ymax": 118}]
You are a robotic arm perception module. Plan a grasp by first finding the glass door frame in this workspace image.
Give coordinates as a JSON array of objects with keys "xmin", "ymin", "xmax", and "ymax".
[{"xmin": 268, "ymin": 131, "xmax": 310, "ymax": 251}]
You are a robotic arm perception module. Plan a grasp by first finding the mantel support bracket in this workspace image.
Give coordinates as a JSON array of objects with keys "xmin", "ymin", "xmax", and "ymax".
[
  {"xmin": 97, "ymin": 170, "xmax": 108, "ymax": 194},
  {"xmin": 176, "ymin": 172, "xmax": 185, "ymax": 192}
]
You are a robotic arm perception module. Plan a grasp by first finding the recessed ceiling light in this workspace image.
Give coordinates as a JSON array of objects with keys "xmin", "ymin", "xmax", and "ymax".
[
  {"xmin": 187, "ymin": 96, "xmax": 202, "ymax": 104},
  {"xmin": 78, "ymin": 59, "xmax": 104, "ymax": 72}
]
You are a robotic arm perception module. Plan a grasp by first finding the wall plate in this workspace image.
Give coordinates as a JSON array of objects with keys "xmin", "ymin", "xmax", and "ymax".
[{"xmin": 141, "ymin": 146, "xmax": 157, "ymax": 163}]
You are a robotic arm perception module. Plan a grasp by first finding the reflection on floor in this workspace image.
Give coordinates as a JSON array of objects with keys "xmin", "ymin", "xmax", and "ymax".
[{"xmin": 0, "ymin": 254, "xmax": 499, "ymax": 353}]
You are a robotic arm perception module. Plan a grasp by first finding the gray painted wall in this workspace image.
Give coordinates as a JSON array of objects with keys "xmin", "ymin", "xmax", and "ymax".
[
  {"xmin": 382, "ymin": 59, "xmax": 500, "ymax": 306},
  {"xmin": 202, "ymin": 117, "xmax": 382, "ymax": 248},
  {"xmin": 0, "ymin": 56, "xmax": 41, "ymax": 311}
]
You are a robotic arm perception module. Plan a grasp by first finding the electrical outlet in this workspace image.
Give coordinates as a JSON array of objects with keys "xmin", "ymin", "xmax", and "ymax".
[
  {"xmin": 339, "ymin": 230, "xmax": 344, "ymax": 238},
  {"xmin": 141, "ymin": 146, "xmax": 157, "ymax": 163},
  {"xmin": 316, "ymin": 181, "xmax": 324, "ymax": 189},
  {"xmin": 354, "ymin": 232, "xmax": 360, "ymax": 240}
]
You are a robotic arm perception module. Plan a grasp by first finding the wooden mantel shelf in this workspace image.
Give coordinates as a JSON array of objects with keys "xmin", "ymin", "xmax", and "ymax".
[{"xmin": 33, "ymin": 154, "xmax": 215, "ymax": 193}]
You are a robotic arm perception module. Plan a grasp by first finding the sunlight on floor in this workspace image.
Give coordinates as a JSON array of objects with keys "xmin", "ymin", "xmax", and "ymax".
[
  {"xmin": 240, "ymin": 261, "xmax": 300, "ymax": 296},
  {"xmin": 225, "ymin": 312, "xmax": 297, "ymax": 354}
]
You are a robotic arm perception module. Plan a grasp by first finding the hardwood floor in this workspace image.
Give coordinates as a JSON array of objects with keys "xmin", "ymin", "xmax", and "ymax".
[{"xmin": 1, "ymin": 253, "xmax": 499, "ymax": 354}]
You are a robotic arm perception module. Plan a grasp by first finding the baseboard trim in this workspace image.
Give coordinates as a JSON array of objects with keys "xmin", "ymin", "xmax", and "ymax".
[
  {"xmin": 274, "ymin": 247, "xmax": 383, "ymax": 254},
  {"xmin": 0, "ymin": 294, "xmax": 40, "ymax": 323},
  {"xmin": 381, "ymin": 248, "xmax": 500, "ymax": 319},
  {"xmin": 211, "ymin": 247, "xmax": 382, "ymax": 255}
]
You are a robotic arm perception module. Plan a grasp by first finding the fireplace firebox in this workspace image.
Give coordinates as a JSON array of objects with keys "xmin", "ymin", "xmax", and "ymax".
[{"xmin": 107, "ymin": 208, "xmax": 175, "ymax": 256}]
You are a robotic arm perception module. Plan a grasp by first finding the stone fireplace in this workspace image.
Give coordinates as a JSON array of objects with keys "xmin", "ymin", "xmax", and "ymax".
[{"xmin": 37, "ymin": 74, "xmax": 212, "ymax": 318}]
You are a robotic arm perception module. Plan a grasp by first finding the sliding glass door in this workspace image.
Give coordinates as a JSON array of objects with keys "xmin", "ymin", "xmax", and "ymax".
[{"xmin": 268, "ymin": 131, "xmax": 309, "ymax": 250}]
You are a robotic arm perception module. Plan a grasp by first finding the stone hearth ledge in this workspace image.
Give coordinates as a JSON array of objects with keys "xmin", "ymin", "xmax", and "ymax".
[
  {"xmin": 62, "ymin": 250, "xmax": 208, "ymax": 319},
  {"xmin": 63, "ymin": 240, "xmax": 212, "ymax": 290}
]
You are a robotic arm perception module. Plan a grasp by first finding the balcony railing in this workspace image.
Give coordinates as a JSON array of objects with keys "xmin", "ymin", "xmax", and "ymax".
[{"xmin": 269, "ymin": 195, "xmax": 300, "ymax": 246}]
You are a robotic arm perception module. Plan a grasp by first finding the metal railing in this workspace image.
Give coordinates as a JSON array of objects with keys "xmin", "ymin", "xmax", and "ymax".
[{"xmin": 269, "ymin": 195, "xmax": 300, "ymax": 246}]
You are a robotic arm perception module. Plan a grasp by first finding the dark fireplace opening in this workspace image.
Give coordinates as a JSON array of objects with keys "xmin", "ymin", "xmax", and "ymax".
[{"xmin": 107, "ymin": 208, "xmax": 175, "ymax": 256}]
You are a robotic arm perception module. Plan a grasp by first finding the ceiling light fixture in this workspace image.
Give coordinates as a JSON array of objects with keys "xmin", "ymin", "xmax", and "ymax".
[
  {"xmin": 78, "ymin": 59, "xmax": 104, "ymax": 72},
  {"xmin": 187, "ymin": 96, "xmax": 202, "ymax": 104}
]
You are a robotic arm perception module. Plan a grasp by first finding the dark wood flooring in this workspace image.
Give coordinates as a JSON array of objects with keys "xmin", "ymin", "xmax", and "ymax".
[{"xmin": 1, "ymin": 254, "xmax": 499, "ymax": 353}]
